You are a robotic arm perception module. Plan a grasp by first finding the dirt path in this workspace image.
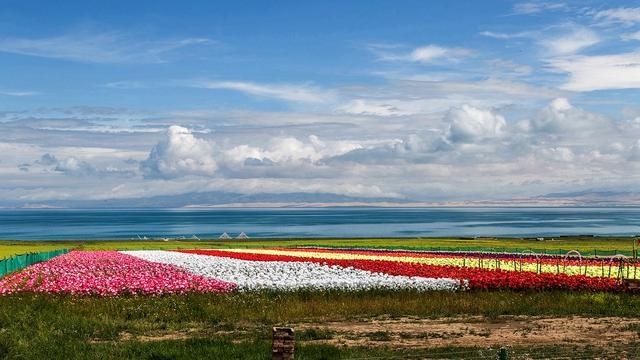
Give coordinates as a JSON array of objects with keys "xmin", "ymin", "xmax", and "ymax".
[{"xmin": 292, "ymin": 316, "xmax": 640, "ymax": 349}]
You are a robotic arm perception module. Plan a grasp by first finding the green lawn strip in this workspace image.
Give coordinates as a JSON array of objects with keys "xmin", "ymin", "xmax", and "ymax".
[
  {"xmin": 0, "ymin": 242, "xmax": 70, "ymax": 258},
  {"xmin": 0, "ymin": 236, "xmax": 636, "ymax": 257}
]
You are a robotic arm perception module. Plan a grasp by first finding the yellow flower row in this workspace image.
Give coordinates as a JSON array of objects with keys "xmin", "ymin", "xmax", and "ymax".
[{"xmin": 219, "ymin": 248, "xmax": 638, "ymax": 279}]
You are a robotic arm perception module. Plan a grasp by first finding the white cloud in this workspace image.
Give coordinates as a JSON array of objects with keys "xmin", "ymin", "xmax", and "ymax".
[
  {"xmin": 445, "ymin": 105, "xmax": 506, "ymax": 143},
  {"xmin": 621, "ymin": 31, "xmax": 640, "ymax": 41},
  {"xmin": 0, "ymin": 32, "xmax": 212, "ymax": 64},
  {"xmin": 334, "ymin": 79, "xmax": 563, "ymax": 119},
  {"xmin": 481, "ymin": 25, "xmax": 598, "ymax": 56},
  {"xmin": 630, "ymin": 140, "xmax": 640, "ymax": 161},
  {"xmin": 337, "ymin": 99, "xmax": 410, "ymax": 117},
  {"xmin": 594, "ymin": 7, "xmax": 640, "ymax": 26},
  {"xmin": 548, "ymin": 51, "xmax": 640, "ymax": 91},
  {"xmin": 103, "ymin": 81, "xmax": 147, "ymax": 89},
  {"xmin": 540, "ymin": 147, "xmax": 574, "ymax": 162},
  {"xmin": 540, "ymin": 27, "xmax": 599, "ymax": 55},
  {"xmin": 199, "ymin": 81, "xmax": 335, "ymax": 103},
  {"xmin": 479, "ymin": 31, "xmax": 530, "ymax": 40},
  {"xmin": 408, "ymin": 45, "xmax": 472, "ymax": 63},
  {"xmin": 512, "ymin": 2, "xmax": 567, "ymax": 15},
  {"xmin": 488, "ymin": 59, "xmax": 533, "ymax": 75},
  {"xmin": 141, "ymin": 125, "xmax": 217, "ymax": 178},
  {"xmin": 376, "ymin": 44, "xmax": 472, "ymax": 63},
  {"xmin": 0, "ymin": 90, "xmax": 39, "ymax": 96}
]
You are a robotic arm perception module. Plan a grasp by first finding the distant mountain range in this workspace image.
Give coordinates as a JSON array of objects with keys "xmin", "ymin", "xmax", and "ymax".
[
  {"xmin": 533, "ymin": 190, "xmax": 640, "ymax": 206},
  {"xmin": 5, "ymin": 190, "xmax": 639, "ymax": 209},
  {"xmin": 11, "ymin": 192, "xmax": 409, "ymax": 209}
]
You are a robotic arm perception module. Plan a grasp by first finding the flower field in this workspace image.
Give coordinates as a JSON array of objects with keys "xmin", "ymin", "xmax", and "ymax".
[
  {"xmin": 0, "ymin": 247, "xmax": 636, "ymax": 295},
  {"xmin": 0, "ymin": 251, "xmax": 236, "ymax": 295},
  {"xmin": 124, "ymin": 250, "xmax": 461, "ymax": 291}
]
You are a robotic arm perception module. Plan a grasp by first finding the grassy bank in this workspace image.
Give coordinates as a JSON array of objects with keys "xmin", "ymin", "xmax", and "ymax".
[
  {"xmin": 1, "ymin": 290, "xmax": 639, "ymax": 359},
  {"xmin": 0, "ymin": 235, "xmax": 636, "ymax": 258}
]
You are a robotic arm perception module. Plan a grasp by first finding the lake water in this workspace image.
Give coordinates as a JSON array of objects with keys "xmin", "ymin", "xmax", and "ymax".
[{"xmin": 0, "ymin": 207, "xmax": 639, "ymax": 240}]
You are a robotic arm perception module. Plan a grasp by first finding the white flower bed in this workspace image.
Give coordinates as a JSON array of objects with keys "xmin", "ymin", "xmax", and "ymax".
[{"xmin": 123, "ymin": 250, "xmax": 462, "ymax": 292}]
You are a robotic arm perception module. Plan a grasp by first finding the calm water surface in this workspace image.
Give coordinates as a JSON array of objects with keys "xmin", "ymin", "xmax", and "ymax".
[{"xmin": 0, "ymin": 207, "xmax": 639, "ymax": 240}]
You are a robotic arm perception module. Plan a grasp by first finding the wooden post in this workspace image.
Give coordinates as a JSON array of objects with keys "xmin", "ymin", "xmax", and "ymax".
[
  {"xmin": 272, "ymin": 327, "xmax": 295, "ymax": 360},
  {"xmin": 498, "ymin": 347, "xmax": 509, "ymax": 360}
]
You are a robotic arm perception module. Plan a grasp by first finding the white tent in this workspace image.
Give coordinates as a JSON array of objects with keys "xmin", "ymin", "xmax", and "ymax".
[
  {"xmin": 219, "ymin": 232, "xmax": 231, "ymax": 239},
  {"xmin": 236, "ymin": 232, "xmax": 249, "ymax": 239}
]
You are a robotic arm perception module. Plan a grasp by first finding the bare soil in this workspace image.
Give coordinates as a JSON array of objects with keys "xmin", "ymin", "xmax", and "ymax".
[{"xmin": 291, "ymin": 316, "xmax": 640, "ymax": 349}]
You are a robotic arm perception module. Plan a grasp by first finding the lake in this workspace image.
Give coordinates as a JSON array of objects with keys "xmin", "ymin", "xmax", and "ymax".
[{"xmin": 1, "ymin": 207, "xmax": 639, "ymax": 240}]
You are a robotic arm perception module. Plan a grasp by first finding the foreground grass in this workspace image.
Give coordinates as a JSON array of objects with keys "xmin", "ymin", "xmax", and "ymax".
[
  {"xmin": 0, "ymin": 235, "xmax": 636, "ymax": 258},
  {"xmin": 0, "ymin": 290, "xmax": 639, "ymax": 359}
]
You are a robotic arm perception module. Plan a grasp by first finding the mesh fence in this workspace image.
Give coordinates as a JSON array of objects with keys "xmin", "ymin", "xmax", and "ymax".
[
  {"xmin": 0, "ymin": 249, "xmax": 69, "ymax": 278},
  {"xmin": 290, "ymin": 244, "xmax": 636, "ymax": 258}
]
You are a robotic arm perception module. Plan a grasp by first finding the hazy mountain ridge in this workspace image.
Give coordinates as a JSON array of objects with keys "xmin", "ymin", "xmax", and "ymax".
[
  {"xmin": 5, "ymin": 189, "xmax": 639, "ymax": 209},
  {"xmin": 12, "ymin": 192, "xmax": 409, "ymax": 209}
]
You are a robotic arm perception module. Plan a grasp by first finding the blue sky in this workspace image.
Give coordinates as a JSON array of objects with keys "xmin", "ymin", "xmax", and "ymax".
[{"xmin": 1, "ymin": 1, "xmax": 640, "ymax": 205}]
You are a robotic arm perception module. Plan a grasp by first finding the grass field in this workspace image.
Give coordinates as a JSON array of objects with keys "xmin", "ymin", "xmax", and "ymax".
[
  {"xmin": 1, "ymin": 290, "xmax": 639, "ymax": 359},
  {"xmin": 1, "ymin": 237, "xmax": 639, "ymax": 359}
]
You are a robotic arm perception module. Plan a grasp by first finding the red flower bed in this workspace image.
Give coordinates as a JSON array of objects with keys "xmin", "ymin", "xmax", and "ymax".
[
  {"xmin": 176, "ymin": 249, "xmax": 624, "ymax": 292},
  {"xmin": 270, "ymin": 247, "xmax": 619, "ymax": 268}
]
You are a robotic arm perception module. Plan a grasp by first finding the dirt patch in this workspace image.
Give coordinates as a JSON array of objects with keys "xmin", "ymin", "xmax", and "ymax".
[
  {"xmin": 90, "ymin": 327, "xmax": 213, "ymax": 344},
  {"xmin": 291, "ymin": 316, "xmax": 640, "ymax": 349}
]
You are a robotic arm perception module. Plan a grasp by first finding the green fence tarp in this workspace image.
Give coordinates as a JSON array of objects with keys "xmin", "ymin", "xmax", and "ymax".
[{"xmin": 0, "ymin": 249, "xmax": 69, "ymax": 279}]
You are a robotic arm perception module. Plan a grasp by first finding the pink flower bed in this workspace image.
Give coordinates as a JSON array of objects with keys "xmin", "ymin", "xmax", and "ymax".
[{"xmin": 0, "ymin": 251, "xmax": 236, "ymax": 296}]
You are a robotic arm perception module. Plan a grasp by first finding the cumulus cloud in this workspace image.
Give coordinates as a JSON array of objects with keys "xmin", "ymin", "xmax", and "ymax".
[
  {"xmin": 23, "ymin": 151, "xmax": 135, "ymax": 177},
  {"xmin": 35, "ymin": 153, "xmax": 58, "ymax": 166},
  {"xmin": 445, "ymin": 105, "xmax": 506, "ymax": 143},
  {"xmin": 222, "ymin": 135, "xmax": 362, "ymax": 168},
  {"xmin": 139, "ymin": 125, "xmax": 364, "ymax": 180},
  {"xmin": 54, "ymin": 157, "xmax": 96, "ymax": 175},
  {"xmin": 224, "ymin": 137, "xmax": 318, "ymax": 165},
  {"xmin": 141, "ymin": 126, "xmax": 217, "ymax": 179},
  {"xmin": 528, "ymin": 98, "xmax": 613, "ymax": 134}
]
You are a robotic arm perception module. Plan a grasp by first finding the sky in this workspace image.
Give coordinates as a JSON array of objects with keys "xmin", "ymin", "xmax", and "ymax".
[{"xmin": 2, "ymin": 0, "xmax": 640, "ymax": 206}]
